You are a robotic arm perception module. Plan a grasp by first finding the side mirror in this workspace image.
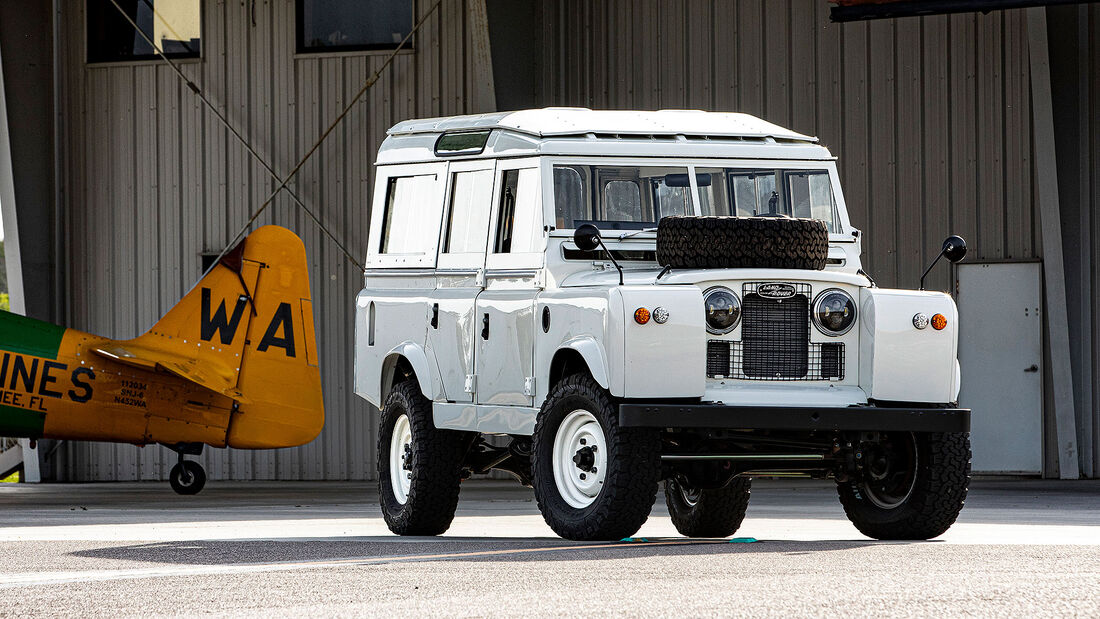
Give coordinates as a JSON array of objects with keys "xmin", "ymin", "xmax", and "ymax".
[
  {"xmin": 573, "ymin": 223, "xmax": 601, "ymax": 252},
  {"xmin": 572, "ymin": 223, "xmax": 623, "ymax": 285},
  {"xmin": 942, "ymin": 235, "xmax": 967, "ymax": 263},
  {"xmin": 919, "ymin": 234, "xmax": 967, "ymax": 290}
]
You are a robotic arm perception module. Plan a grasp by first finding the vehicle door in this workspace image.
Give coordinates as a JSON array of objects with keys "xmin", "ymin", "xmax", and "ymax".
[
  {"xmin": 474, "ymin": 158, "xmax": 544, "ymax": 412},
  {"xmin": 426, "ymin": 160, "xmax": 495, "ymax": 404}
]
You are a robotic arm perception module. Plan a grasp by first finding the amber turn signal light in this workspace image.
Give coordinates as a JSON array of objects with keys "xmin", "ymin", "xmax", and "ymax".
[
  {"xmin": 931, "ymin": 313, "xmax": 947, "ymax": 330},
  {"xmin": 634, "ymin": 307, "xmax": 650, "ymax": 325}
]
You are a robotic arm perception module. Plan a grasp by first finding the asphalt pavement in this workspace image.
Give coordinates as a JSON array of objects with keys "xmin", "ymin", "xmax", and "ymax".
[{"xmin": 0, "ymin": 478, "xmax": 1097, "ymax": 617}]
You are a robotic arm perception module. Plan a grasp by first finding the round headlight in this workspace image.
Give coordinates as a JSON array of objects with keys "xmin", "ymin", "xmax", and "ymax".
[
  {"xmin": 704, "ymin": 287, "xmax": 741, "ymax": 334},
  {"xmin": 813, "ymin": 289, "xmax": 857, "ymax": 335}
]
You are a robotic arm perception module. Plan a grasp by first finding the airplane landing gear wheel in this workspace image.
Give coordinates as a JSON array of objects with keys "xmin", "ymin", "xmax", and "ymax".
[{"xmin": 169, "ymin": 460, "xmax": 207, "ymax": 495}]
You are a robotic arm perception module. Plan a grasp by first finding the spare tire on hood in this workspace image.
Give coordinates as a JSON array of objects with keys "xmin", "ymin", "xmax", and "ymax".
[{"xmin": 656, "ymin": 215, "xmax": 829, "ymax": 270}]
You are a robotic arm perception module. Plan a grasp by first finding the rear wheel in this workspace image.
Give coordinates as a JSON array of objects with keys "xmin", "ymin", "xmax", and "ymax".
[
  {"xmin": 837, "ymin": 431, "xmax": 971, "ymax": 540},
  {"xmin": 532, "ymin": 374, "xmax": 660, "ymax": 541},
  {"xmin": 665, "ymin": 477, "xmax": 751, "ymax": 538},
  {"xmin": 378, "ymin": 380, "xmax": 472, "ymax": 536}
]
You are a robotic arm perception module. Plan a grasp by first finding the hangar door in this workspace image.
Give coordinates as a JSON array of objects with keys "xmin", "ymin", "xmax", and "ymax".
[{"xmin": 957, "ymin": 262, "xmax": 1043, "ymax": 474}]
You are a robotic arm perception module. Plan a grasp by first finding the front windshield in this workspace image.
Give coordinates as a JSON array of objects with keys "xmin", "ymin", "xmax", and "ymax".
[
  {"xmin": 553, "ymin": 165, "xmax": 692, "ymax": 231},
  {"xmin": 553, "ymin": 164, "xmax": 842, "ymax": 233}
]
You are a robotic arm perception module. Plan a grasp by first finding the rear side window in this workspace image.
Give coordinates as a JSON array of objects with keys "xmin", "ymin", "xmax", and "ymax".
[
  {"xmin": 379, "ymin": 175, "xmax": 438, "ymax": 254},
  {"xmin": 493, "ymin": 168, "xmax": 541, "ymax": 254},
  {"xmin": 443, "ymin": 169, "xmax": 494, "ymax": 253}
]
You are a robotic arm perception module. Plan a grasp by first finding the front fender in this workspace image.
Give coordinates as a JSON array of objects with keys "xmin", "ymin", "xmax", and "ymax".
[
  {"xmin": 859, "ymin": 288, "xmax": 958, "ymax": 403},
  {"xmin": 561, "ymin": 336, "xmax": 611, "ymax": 390},
  {"xmin": 381, "ymin": 341, "xmax": 442, "ymax": 405}
]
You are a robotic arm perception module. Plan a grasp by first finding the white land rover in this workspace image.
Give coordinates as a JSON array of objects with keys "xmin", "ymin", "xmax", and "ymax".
[{"xmin": 354, "ymin": 108, "xmax": 971, "ymax": 542}]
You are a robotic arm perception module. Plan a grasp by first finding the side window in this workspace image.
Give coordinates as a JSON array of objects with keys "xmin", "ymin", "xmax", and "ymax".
[
  {"xmin": 494, "ymin": 170, "xmax": 520, "ymax": 253},
  {"xmin": 379, "ymin": 175, "xmax": 437, "ymax": 255},
  {"xmin": 553, "ymin": 166, "xmax": 586, "ymax": 228},
  {"xmin": 493, "ymin": 168, "xmax": 542, "ymax": 254},
  {"xmin": 443, "ymin": 169, "xmax": 494, "ymax": 254}
]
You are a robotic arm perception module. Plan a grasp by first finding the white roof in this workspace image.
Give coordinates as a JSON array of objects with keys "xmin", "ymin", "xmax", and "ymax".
[{"xmin": 387, "ymin": 108, "xmax": 817, "ymax": 142}]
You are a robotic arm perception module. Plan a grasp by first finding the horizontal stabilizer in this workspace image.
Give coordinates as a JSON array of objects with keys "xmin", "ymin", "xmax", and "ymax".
[{"xmin": 90, "ymin": 344, "xmax": 251, "ymax": 403}]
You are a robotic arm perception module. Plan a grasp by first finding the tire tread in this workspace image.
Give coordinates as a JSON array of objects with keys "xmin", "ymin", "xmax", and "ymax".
[
  {"xmin": 656, "ymin": 216, "xmax": 829, "ymax": 270},
  {"xmin": 378, "ymin": 380, "xmax": 472, "ymax": 536},
  {"xmin": 837, "ymin": 432, "xmax": 971, "ymax": 540},
  {"xmin": 532, "ymin": 374, "xmax": 660, "ymax": 541}
]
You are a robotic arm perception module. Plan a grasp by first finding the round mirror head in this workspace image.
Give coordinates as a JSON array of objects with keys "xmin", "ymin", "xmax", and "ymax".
[
  {"xmin": 942, "ymin": 235, "xmax": 967, "ymax": 263},
  {"xmin": 573, "ymin": 223, "xmax": 601, "ymax": 251}
]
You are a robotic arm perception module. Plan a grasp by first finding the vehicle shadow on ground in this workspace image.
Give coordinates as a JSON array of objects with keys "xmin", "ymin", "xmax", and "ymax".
[{"xmin": 70, "ymin": 537, "xmax": 923, "ymax": 567}]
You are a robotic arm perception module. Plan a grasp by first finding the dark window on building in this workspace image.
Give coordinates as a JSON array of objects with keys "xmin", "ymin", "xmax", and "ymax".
[
  {"xmin": 87, "ymin": 0, "xmax": 202, "ymax": 63},
  {"xmin": 296, "ymin": 0, "xmax": 414, "ymax": 54}
]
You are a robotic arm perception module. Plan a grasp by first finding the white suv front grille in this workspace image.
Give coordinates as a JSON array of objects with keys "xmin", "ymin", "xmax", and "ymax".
[{"xmin": 705, "ymin": 282, "xmax": 844, "ymax": 381}]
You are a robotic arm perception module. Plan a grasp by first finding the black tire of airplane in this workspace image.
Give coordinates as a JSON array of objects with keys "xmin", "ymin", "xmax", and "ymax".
[
  {"xmin": 665, "ymin": 476, "xmax": 752, "ymax": 538},
  {"xmin": 656, "ymin": 215, "xmax": 830, "ymax": 270},
  {"xmin": 169, "ymin": 461, "xmax": 206, "ymax": 495},
  {"xmin": 378, "ymin": 380, "xmax": 474, "ymax": 536}
]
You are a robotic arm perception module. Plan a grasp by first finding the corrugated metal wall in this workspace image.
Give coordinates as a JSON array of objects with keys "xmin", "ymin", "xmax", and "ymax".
[
  {"xmin": 55, "ymin": 1, "xmax": 1096, "ymax": 480},
  {"xmin": 55, "ymin": 0, "xmax": 485, "ymax": 481},
  {"xmin": 538, "ymin": 0, "xmax": 1039, "ymax": 292}
]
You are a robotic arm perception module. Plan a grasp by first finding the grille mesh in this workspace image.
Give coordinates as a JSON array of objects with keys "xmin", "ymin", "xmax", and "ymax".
[
  {"xmin": 707, "ymin": 341, "xmax": 845, "ymax": 381},
  {"xmin": 741, "ymin": 290, "xmax": 810, "ymax": 378},
  {"xmin": 704, "ymin": 282, "xmax": 845, "ymax": 381}
]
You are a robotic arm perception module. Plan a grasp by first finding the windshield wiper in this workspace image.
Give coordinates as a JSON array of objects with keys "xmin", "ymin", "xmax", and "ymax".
[{"xmin": 617, "ymin": 227, "xmax": 658, "ymax": 241}]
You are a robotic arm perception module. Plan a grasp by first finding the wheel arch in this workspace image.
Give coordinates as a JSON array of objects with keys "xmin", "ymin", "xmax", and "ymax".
[
  {"xmin": 548, "ymin": 338, "xmax": 610, "ymax": 393},
  {"xmin": 381, "ymin": 342, "xmax": 437, "ymax": 406}
]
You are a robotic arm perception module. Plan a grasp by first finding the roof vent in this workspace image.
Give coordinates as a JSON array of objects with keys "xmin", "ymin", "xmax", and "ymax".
[{"xmin": 434, "ymin": 130, "xmax": 491, "ymax": 156}]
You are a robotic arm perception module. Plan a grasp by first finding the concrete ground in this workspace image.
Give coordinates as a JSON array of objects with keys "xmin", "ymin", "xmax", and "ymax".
[{"xmin": 0, "ymin": 478, "xmax": 1097, "ymax": 617}]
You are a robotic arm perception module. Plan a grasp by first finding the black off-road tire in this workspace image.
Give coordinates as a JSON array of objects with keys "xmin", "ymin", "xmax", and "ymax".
[
  {"xmin": 665, "ymin": 477, "xmax": 752, "ymax": 538},
  {"xmin": 656, "ymin": 216, "xmax": 829, "ymax": 270},
  {"xmin": 169, "ymin": 461, "xmax": 206, "ymax": 495},
  {"xmin": 837, "ymin": 432, "xmax": 971, "ymax": 540},
  {"xmin": 378, "ymin": 380, "xmax": 473, "ymax": 536},
  {"xmin": 532, "ymin": 374, "xmax": 661, "ymax": 541}
]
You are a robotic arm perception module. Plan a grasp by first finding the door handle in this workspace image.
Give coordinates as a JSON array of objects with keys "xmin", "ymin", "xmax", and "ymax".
[
  {"xmin": 430, "ymin": 303, "xmax": 439, "ymax": 329},
  {"xmin": 1024, "ymin": 364, "xmax": 1039, "ymax": 373},
  {"xmin": 482, "ymin": 313, "xmax": 490, "ymax": 340}
]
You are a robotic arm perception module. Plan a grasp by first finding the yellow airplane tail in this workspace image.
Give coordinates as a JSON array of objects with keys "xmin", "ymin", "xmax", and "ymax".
[{"xmin": 119, "ymin": 225, "xmax": 324, "ymax": 449}]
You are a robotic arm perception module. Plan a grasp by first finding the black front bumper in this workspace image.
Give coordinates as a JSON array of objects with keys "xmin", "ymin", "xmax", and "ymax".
[{"xmin": 619, "ymin": 403, "xmax": 970, "ymax": 433}]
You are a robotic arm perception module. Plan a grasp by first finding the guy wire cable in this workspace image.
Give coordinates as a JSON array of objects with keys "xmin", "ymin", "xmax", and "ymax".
[{"xmin": 108, "ymin": 0, "xmax": 444, "ymax": 273}]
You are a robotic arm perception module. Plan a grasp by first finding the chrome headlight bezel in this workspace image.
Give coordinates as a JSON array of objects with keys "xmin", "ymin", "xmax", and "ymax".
[
  {"xmin": 703, "ymin": 286, "xmax": 741, "ymax": 335},
  {"xmin": 812, "ymin": 288, "xmax": 857, "ymax": 336}
]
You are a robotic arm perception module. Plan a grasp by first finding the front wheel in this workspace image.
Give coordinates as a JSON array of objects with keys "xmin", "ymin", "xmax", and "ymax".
[
  {"xmin": 665, "ymin": 477, "xmax": 751, "ymax": 538},
  {"xmin": 532, "ymin": 374, "xmax": 660, "ymax": 541},
  {"xmin": 378, "ymin": 380, "xmax": 472, "ymax": 536},
  {"xmin": 837, "ymin": 431, "xmax": 971, "ymax": 540}
]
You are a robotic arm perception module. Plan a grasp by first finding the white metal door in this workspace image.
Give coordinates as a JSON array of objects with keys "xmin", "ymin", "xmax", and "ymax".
[
  {"xmin": 475, "ymin": 160, "xmax": 544, "ymax": 408},
  {"xmin": 427, "ymin": 160, "xmax": 495, "ymax": 404},
  {"xmin": 957, "ymin": 262, "xmax": 1042, "ymax": 474}
]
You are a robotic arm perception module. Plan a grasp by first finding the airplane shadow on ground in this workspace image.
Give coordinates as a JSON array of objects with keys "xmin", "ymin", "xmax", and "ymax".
[{"xmin": 70, "ymin": 537, "xmax": 925, "ymax": 567}]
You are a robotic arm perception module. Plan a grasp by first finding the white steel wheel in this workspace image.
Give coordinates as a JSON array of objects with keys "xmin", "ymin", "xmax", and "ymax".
[
  {"xmin": 388, "ymin": 413, "xmax": 413, "ymax": 504},
  {"xmin": 552, "ymin": 409, "xmax": 608, "ymax": 509}
]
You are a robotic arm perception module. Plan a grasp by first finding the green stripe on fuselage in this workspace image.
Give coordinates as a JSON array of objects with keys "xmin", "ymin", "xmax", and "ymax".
[
  {"xmin": 0, "ymin": 404, "xmax": 46, "ymax": 437},
  {"xmin": 0, "ymin": 311, "xmax": 65, "ymax": 360}
]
